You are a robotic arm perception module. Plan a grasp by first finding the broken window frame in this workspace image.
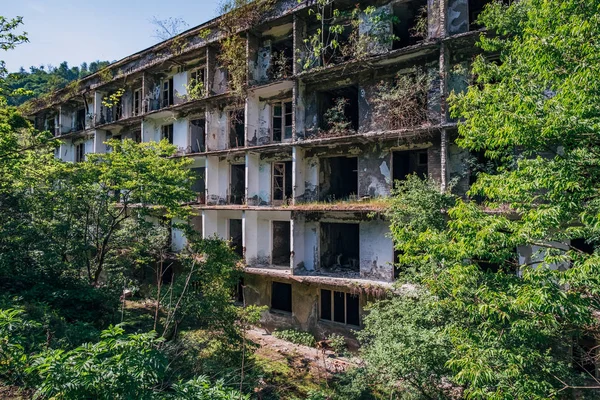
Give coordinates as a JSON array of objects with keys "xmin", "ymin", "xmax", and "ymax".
[
  {"xmin": 319, "ymin": 289, "xmax": 360, "ymax": 327},
  {"xmin": 162, "ymin": 77, "xmax": 174, "ymax": 108},
  {"xmin": 272, "ymin": 162, "xmax": 287, "ymax": 204},
  {"xmin": 188, "ymin": 118, "xmax": 206, "ymax": 153},
  {"xmin": 161, "ymin": 124, "xmax": 174, "ymax": 144},
  {"xmin": 271, "ymin": 100, "xmax": 293, "ymax": 142},
  {"xmin": 228, "ymin": 109, "xmax": 246, "ymax": 149},
  {"xmin": 75, "ymin": 142, "xmax": 85, "ymax": 163},
  {"xmin": 133, "ymin": 88, "xmax": 142, "ymax": 117},
  {"xmin": 190, "ymin": 67, "xmax": 206, "ymax": 88}
]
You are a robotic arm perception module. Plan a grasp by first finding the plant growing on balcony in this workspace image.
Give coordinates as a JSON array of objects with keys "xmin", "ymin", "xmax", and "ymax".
[
  {"xmin": 185, "ymin": 77, "xmax": 205, "ymax": 101},
  {"xmin": 299, "ymin": 2, "xmax": 400, "ymax": 70},
  {"xmin": 217, "ymin": 0, "xmax": 275, "ymax": 97},
  {"xmin": 323, "ymin": 97, "xmax": 352, "ymax": 134},
  {"xmin": 101, "ymin": 88, "xmax": 125, "ymax": 108},
  {"xmin": 372, "ymin": 71, "xmax": 430, "ymax": 130}
]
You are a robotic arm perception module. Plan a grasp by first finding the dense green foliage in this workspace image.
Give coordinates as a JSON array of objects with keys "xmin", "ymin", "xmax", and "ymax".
[
  {"xmin": 3, "ymin": 61, "xmax": 111, "ymax": 106},
  {"xmin": 354, "ymin": 1, "xmax": 600, "ymax": 399},
  {"xmin": 272, "ymin": 329, "xmax": 317, "ymax": 347}
]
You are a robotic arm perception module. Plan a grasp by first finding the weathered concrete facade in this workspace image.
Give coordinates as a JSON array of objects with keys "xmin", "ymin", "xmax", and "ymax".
[{"xmin": 30, "ymin": 0, "xmax": 491, "ymax": 340}]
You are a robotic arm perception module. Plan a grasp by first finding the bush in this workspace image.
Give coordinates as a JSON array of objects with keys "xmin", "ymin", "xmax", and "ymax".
[
  {"xmin": 272, "ymin": 329, "xmax": 316, "ymax": 347},
  {"xmin": 327, "ymin": 333, "xmax": 347, "ymax": 356},
  {"xmin": 28, "ymin": 325, "xmax": 166, "ymax": 400},
  {"xmin": 0, "ymin": 309, "xmax": 43, "ymax": 385}
]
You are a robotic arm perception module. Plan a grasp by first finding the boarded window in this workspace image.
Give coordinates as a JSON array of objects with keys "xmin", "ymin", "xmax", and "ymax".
[{"xmin": 271, "ymin": 282, "xmax": 292, "ymax": 312}]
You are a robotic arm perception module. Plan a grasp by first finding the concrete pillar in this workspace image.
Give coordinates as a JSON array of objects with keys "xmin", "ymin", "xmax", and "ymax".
[
  {"xmin": 93, "ymin": 129, "xmax": 107, "ymax": 154},
  {"xmin": 244, "ymin": 210, "xmax": 259, "ymax": 264},
  {"xmin": 292, "ymin": 146, "xmax": 306, "ymax": 203},
  {"xmin": 291, "ymin": 213, "xmax": 305, "ymax": 274},
  {"xmin": 246, "ymin": 152, "xmax": 260, "ymax": 206},
  {"xmin": 203, "ymin": 210, "xmax": 218, "ymax": 238}
]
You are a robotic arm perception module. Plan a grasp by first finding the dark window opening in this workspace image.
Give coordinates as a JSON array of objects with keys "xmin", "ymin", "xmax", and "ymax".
[
  {"xmin": 320, "ymin": 289, "xmax": 360, "ymax": 326},
  {"xmin": 133, "ymin": 88, "xmax": 142, "ymax": 116},
  {"xmin": 162, "ymin": 77, "xmax": 174, "ymax": 108},
  {"xmin": 229, "ymin": 218, "xmax": 243, "ymax": 258},
  {"xmin": 75, "ymin": 108, "xmax": 86, "ymax": 131},
  {"xmin": 189, "ymin": 119, "xmax": 206, "ymax": 153},
  {"xmin": 346, "ymin": 293, "xmax": 360, "ymax": 326},
  {"xmin": 571, "ymin": 238, "xmax": 595, "ymax": 255},
  {"xmin": 271, "ymin": 281, "xmax": 292, "ymax": 312},
  {"xmin": 190, "ymin": 215, "xmax": 202, "ymax": 236},
  {"xmin": 229, "ymin": 109, "xmax": 245, "ymax": 148},
  {"xmin": 267, "ymin": 39, "xmax": 293, "ymax": 80},
  {"xmin": 272, "ymin": 101, "xmax": 293, "ymax": 142},
  {"xmin": 190, "ymin": 167, "xmax": 206, "ymax": 204},
  {"xmin": 75, "ymin": 143, "xmax": 85, "ymax": 163},
  {"xmin": 321, "ymin": 289, "xmax": 332, "ymax": 321},
  {"xmin": 272, "ymin": 221, "xmax": 291, "ymax": 266},
  {"xmin": 230, "ymin": 164, "xmax": 246, "ymax": 205},
  {"xmin": 394, "ymin": 249, "xmax": 403, "ymax": 279},
  {"xmin": 317, "ymin": 86, "xmax": 359, "ymax": 133},
  {"xmin": 392, "ymin": 0, "xmax": 428, "ymax": 50},
  {"xmin": 132, "ymin": 131, "xmax": 141, "ymax": 143},
  {"xmin": 234, "ymin": 278, "xmax": 245, "ymax": 304},
  {"xmin": 162, "ymin": 124, "xmax": 174, "ymax": 144},
  {"xmin": 272, "ymin": 161, "xmax": 293, "ymax": 204},
  {"xmin": 573, "ymin": 336, "xmax": 597, "ymax": 376},
  {"xmin": 319, "ymin": 156, "xmax": 358, "ymax": 201},
  {"xmin": 45, "ymin": 117, "xmax": 56, "ymax": 136},
  {"xmin": 320, "ymin": 223, "xmax": 360, "ymax": 272},
  {"xmin": 392, "ymin": 150, "xmax": 428, "ymax": 185}
]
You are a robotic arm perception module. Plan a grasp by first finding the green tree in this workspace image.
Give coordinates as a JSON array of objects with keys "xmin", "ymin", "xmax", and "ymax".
[{"xmin": 356, "ymin": 1, "xmax": 600, "ymax": 399}]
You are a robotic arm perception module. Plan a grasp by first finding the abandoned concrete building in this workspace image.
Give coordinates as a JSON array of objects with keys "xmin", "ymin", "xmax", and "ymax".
[{"xmin": 27, "ymin": 0, "xmax": 492, "ymax": 341}]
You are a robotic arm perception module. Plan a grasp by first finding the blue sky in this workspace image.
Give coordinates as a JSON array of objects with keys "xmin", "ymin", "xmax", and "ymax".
[{"xmin": 2, "ymin": 0, "xmax": 222, "ymax": 72}]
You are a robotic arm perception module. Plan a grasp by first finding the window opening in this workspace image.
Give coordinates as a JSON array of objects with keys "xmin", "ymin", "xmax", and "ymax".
[
  {"xmin": 229, "ymin": 219, "xmax": 243, "ymax": 258},
  {"xmin": 272, "ymin": 101, "xmax": 293, "ymax": 142},
  {"xmin": 320, "ymin": 289, "xmax": 360, "ymax": 326},
  {"xmin": 229, "ymin": 109, "xmax": 245, "ymax": 148},
  {"xmin": 271, "ymin": 281, "xmax": 292, "ymax": 312},
  {"xmin": 272, "ymin": 221, "xmax": 291, "ymax": 266},
  {"xmin": 320, "ymin": 223, "xmax": 360, "ymax": 272},
  {"xmin": 272, "ymin": 161, "xmax": 293, "ymax": 205},
  {"xmin": 162, "ymin": 124, "xmax": 174, "ymax": 144}
]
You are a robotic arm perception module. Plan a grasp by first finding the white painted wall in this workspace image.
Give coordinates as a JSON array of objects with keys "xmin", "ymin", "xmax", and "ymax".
[
  {"xmin": 173, "ymin": 71, "xmax": 188, "ymax": 104},
  {"xmin": 258, "ymin": 160, "xmax": 271, "ymax": 205},
  {"xmin": 173, "ymin": 118, "xmax": 188, "ymax": 151},
  {"xmin": 359, "ymin": 221, "xmax": 394, "ymax": 280},
  {"xmin": 206, "ymin": 108, "xmax": 228, "ymax": 151}
]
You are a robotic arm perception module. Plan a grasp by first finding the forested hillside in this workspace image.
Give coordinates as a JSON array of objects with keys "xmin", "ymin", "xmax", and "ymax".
[{"xmin": 2, "ymin": 60, "xmax": 110, "ymax": 106}]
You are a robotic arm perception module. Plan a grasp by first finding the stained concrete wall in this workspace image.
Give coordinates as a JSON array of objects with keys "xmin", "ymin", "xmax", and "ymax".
[
  {"xmin": 206, "ymin": 108, "xmax": 228, "ymax": 151},
  {"xmin": 245, "ymin": 210, "xmax": 292, "ymax": 267},
  {"xmin": 358, "ymin": 145, "xmax": 392, "ymax": 198},
  {"xmin": 206, "ymin": 156, "xmax": 229, "ymax": 205},
  {"xmin": 359, "ymin": 220, "xmax": 394, "ymax": 280},
  {"xmin": 448, "ymin": 0, "xmax": 469, "ymax": 35},
  {"xmin": 244, "ymin": 274, "xmax": 369, "ymax": 346}
]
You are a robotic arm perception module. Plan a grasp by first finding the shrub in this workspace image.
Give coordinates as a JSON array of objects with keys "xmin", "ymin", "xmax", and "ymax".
[
  {"xmin": 272, "ymin": 329, "xmax": 316, "ymax": 347},
  {"xmin": 327, "ymin": 333, "xmax": 347, "ymax": 356},
  {"xmin": 0, "ymin": 309, "xmax": 43, "ymax": 385},
  {"xmin": 28, "ymin": 325, "xmax": 166, "ymax": 400}
]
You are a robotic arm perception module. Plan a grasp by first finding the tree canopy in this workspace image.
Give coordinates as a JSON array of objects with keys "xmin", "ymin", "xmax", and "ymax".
[{"xmin": 357, "ymin": 1, "xmax": 600, "ymax": 399}]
